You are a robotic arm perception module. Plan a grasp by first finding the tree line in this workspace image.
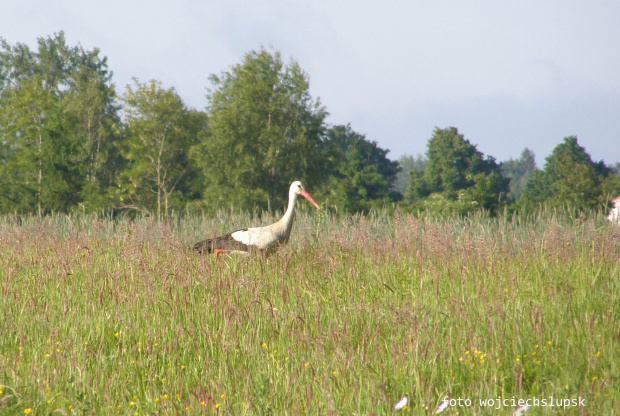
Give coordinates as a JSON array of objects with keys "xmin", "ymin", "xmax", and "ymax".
[{"xmin": 1, "ymin": 33, "xmax": 619, "ymax": 218}]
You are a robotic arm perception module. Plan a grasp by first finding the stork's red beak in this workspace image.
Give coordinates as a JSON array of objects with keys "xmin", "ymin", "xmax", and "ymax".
[{"xmin": 300, "ymin": 190, "xmax": 320, "ymax": 209}]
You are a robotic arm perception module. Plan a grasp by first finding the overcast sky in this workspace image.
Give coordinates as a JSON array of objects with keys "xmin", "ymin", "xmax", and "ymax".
[{"xmin": 3, "ymin": 0, "xmax": 620, "ymax": 166}]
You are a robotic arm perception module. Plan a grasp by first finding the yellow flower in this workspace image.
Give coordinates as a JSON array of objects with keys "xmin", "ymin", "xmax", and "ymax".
[
  {"xmin": 220, "ymin": 394, "xmax": 226, "ymax": 400},
  {"xmin": 332, "ymin": 370, "xmax": 338, "ymax": 376},
  {"xmin": 261, "ymin": 342, "xmax": 267, "ymax": 348},
  {"xmin": 130, "ymin": 401, "xmax": 136, "ymax": 406},
  {"xmin": 24, "ymin": 409, "xmax": 32, "ymax": 414},
  {"xmin": 215, "ymin": 403, "xmax": 221, "ymax": 409},
  {"xmin": 163, "ymin": 394, "xmax": 168, "ymax": 400},
  {"xmin": 200, "ymin": 401, "xmax": 206, "ymax": 406},
  {"xmin": 114, "ymin": 332, "xmax": 120, "ymax": 337},
  {"xmin": 595, "ymin": 351, "xmax": 601, "ymax": 357},
  {"xmin": 304, "ymin": 362, "xmax": 309, "ymax": 367}
]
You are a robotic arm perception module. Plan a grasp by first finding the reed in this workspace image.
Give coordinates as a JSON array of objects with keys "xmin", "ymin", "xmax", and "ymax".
[{"xmin": 0, "ymin": 210, "xmax": 618, "ymax": 414}]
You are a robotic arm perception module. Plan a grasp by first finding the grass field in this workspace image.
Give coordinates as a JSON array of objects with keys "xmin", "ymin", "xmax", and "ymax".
[{"xmin": 0, "ymin": 210, "xmax": 618, "ymax": 415}]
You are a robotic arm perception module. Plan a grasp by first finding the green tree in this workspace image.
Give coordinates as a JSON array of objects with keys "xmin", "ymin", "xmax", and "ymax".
[
  {"xmin": 0, "ymin": 32, "xmax": 122, "ymax": 214},
  {"xmin": 118, "ymin": 79, "xmax": 204, "ymax": 219},
  {"xmin": 191, "ymin": 48, "xmax": 329, "ymax": 212},
  {"xmin": 500, "ymin": 148, "xmax": 537, "ymax": 200},
  {"xmin": 63, "ymin": 56, "xmax": 123, "ymax": 212},
  {"xmin": 322, "ymin": 124, "xmax": 401, "ymax": 212},
  {"xmin": 405, "ymin": 127, "xmax": 509, "ymax": 215},
  {"xmin": 393, "ymin": 153, "xmax": 426, "ymax": 196},
  {"xmin": 0, "ymin": 76, "xmax": 67, "ymax": 215},
  {"xmin": 522, "ymin": 136, "xmax": 620, "ymax": 210}
]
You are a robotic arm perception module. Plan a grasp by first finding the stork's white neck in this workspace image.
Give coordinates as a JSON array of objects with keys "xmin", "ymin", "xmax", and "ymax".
[{"xmin": 272, "ymin": 188, "xmax": 299, "ymax": 241}]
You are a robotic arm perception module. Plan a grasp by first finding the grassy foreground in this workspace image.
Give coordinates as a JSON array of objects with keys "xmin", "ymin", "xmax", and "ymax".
[{"xmin": 0, "ymin": 210, "xmax": 618, "ymax": 415}]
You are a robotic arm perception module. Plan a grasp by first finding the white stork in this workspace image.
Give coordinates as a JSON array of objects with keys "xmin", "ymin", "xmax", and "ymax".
[
  {"xmin": 608, "ymin": 195, "xmax": 620, "ymax": 225},
  {"xmin": 194, "ymin": 181, "xmax": 320, "ymax": 255}
]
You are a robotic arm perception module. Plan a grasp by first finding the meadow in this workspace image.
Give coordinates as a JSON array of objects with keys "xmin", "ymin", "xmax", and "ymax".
[{"xmin": 0, "ymin": 209, "xmax": 618, "ymax": 415}]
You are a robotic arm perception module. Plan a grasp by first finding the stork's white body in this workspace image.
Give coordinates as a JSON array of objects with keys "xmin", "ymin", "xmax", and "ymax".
[
  {"xmin": 193, "ymin": 181, "xmax": 320, "ymax": 254},
  {"xmin": 608, "ymin": 196, "xmax": 620, "ymax": 225},
  {"xmin": 230, "ymin": 188, "xmax": 303, "ymax": 250}
]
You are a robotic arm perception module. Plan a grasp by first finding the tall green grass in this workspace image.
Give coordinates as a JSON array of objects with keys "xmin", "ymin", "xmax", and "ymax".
[{"xmin": 0, "ymin": 210, "xmax": 618, "ymax": 415}]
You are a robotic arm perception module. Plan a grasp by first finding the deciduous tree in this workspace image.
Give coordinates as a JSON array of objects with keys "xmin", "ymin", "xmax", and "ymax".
[
  {"xmin": 405, "ymin": 127, "xmax": 509, "ymax": 215},
  {"xmin": 323, "ymin": 124, "xmax": 400, "ymax": 212},
  {"xmin": 119, "ymin": 79, "xmax": 203, "ymax": 219},
  {"xmin": 191, "ymin": 48, "xmax": 328, "ymax": 212}
]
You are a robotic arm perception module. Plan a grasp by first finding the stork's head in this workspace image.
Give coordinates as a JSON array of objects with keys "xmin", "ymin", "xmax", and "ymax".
[{"xmin": 290, "ymin": 181, "xmax": 320, "ymax": 209}]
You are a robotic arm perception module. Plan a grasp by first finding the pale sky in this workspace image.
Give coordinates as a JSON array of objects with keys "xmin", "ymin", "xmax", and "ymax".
[{"xmin": 3, "ymin": 0, "xmax": 620, "ymax": 166}]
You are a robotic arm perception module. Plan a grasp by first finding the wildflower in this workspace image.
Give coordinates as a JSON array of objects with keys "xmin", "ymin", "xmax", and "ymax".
[
  {"xmin": 220, "ymin": 394, "xmax": 225, "ymax": 400},
  {"xmin": 435, "ymin": 399, "xmax": 449, "ymax": 414},
  {"xmin": 200, "ymin": 401, "xmax": 206, "ymax": 406},
  {"xmin": 332, "ymin": 370, "xmax": 338, "ymax": 376},
  {"xmin": 163, "ymin": 394, "xmax": 168, "ymax": 400},
  {"xmin": 304, "ymin": 362, "xmax": 309, "ymax": 367},
  {"xmin": 24, "ymin": 409, "xmax": 32, "ymax": 414},
  {"xmin": 215, "ymin": 403, "xmax": 221, "ymax": 409},
  {"xmin": 394, "ymin": 396, "xmax": 408, "ymax": 410},
  {"xmin": 115, "ymin": 332, "xmax": 120, "ymax": 338},
  {"xmin": 130, "ymin": 401, "xmax": 136, "ymax": 406},
  {"xmin": 595, "ymin": 351, "xmax": 600, "ymax": 357},
  {"xmin": 155, "ymin": 398, "xmax": 160, "ymax": 403},
  {"xmin": 513, "ymin": 404, "xmax": 531, "ymax": 415},
  {"xmin": 261, "ymin": 342, "xmax": 267, "ymax": 348}
]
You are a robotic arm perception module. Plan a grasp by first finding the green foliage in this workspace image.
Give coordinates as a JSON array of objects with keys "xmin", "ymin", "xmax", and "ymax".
[
  {"xmin": 118, "ymin": 79, "xmax": 204, "ymax": 218},
  {"xmin": 500, "ymin": 148, "xmax": 537, "ymax": 200},
  {"xmin": 321, "ymin": 125, "xmax": 401, "ymax": 212},
  {"xmin": 405, "ymin": 127, "xmax": 509, "ymax": 215},
  {"xmin": 393, "ymin": 153, "xmax": 426, "ymax": 196},
  {"xmin": 0, "ymin": 32, "xmax": 122, "ymax": 215},
  {"xmin": 191, "ymin": 48, "xmax": 329, "ymax": 212},
  {"xmin": 2, "ymin": 33, "xmax": 618, "ymax": 218},
  {"xmin": 521, "ymin": 136, "xmax": 620, "ymax": 211}
]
